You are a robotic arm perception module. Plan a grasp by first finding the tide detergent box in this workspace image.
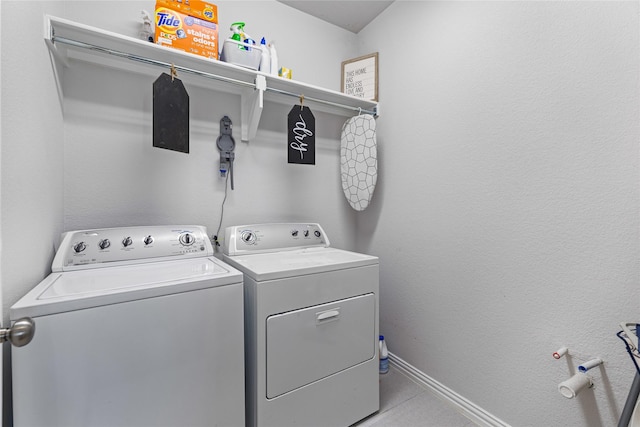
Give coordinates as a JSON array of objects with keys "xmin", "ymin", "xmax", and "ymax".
[{"xmin": 155, "ymin": 0, "xmax": 219, "ymax": 59}]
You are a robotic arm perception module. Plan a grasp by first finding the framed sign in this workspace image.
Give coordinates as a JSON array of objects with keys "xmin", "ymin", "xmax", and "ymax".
[{"xmin": 341, "ymin": 52, "xmax": 378, "ymax": 101}]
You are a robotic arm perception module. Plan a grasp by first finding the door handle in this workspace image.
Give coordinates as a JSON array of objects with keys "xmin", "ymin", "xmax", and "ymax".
[
  {"xmin": 0, "ymin": 317, "xmax": 35, "ymax": 347},
  {"xmin": 316, "ymin": 309, "xmax": 340, "ymax": 323}
]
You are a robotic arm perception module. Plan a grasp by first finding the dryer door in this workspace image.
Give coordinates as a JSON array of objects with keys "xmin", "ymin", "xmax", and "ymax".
[{"xmin": 265, "ymin": 293, "xmax": 375, "ymax": 398}]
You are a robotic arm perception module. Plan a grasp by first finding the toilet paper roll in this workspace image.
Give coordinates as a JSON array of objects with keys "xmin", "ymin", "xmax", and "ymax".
[{"xmin": 558, "ymin": 373, "xmax": 592, "ymax": 398}]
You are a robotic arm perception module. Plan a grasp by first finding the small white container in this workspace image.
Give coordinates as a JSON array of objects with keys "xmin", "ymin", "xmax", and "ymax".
[
  {"xmin": 259, "ymin": 39, "xmax": 270, "ymax": 72},
  {"xmin": 269, "ymin": 41, "xmax": 278, "ymax": 76},
  {"xmin": 220, "ymin": 39, "xmax": 263, "ymax": 70},
  {"xmin": 379, "ymin": 335, "xmax": 389, "ymax": 374}
]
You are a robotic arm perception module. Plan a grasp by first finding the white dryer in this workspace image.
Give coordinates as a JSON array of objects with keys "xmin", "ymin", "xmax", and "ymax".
[
  {"xmin": 11, "ymin": 225, "xmax": 245, "ymax": 427},
  {"xmin": 222, "ymin": 223, "xmax": 379, "ymax": 427}
]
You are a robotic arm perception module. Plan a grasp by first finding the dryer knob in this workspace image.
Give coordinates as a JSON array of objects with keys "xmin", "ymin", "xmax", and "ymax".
[
  {"xmin": 122, "ymin": 237, "xmax": 133, "ymax": 247},
  {"xmin": 98, "ymin": 239, "xmax": 111, "ymax": 250},
  {"xmin": 73, "ymin": 242, "xmax": 87, "ymax": 253},
  {"xmin": 144, "ymin": 235, "xmax": 154, "ymax": 245},
  {"xmin": 180, "ymin": 233, "xmax": 194, "ymax": 246},
  {"xmin": 241, "ymin": 231, "xmax": 257, "ymax": 244},
  {"xmin": 314, "ymin": 230, "xmax": 321, "ymax": 238}
]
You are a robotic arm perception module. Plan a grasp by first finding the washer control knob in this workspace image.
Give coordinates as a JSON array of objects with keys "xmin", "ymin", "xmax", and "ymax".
[
  {"xmin": 303, "ymin": 230, "xmax": 310, "ymax": 237},
  {"xmin": 180, "ymin": 233, "xmax": 194, "ymax": 246},
  {"xmin": 144, "ymin": 235, "xmax": 154, "ymax": 245},
  {"xmin": 98, "ymin": 239, "xmax": 111, "ymax": 250},
  {"xmin": 291, "ymin": 230, "xmax": 299, "ymax": 237},
  {"xmin": 241, "ymin": 231, "xmax": 257, "ymax": 245},
  {"xmin": 122, "ymin": 237, "xmax": 133, "ymax": 248},
  {"xmin": 314, "ymin": 230, "xmax": 321, "ymax": 238},
  {"xmin": 73, "ymin": 242, "xmax": 87, "ymax": 253}
]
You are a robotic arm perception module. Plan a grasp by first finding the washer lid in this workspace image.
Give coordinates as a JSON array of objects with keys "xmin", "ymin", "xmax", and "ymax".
[
  {"xmin": 10, "ymin": 257, "xmax": 243, "ymax": 319},
  {"xmin": 223, "ymin": 247, "xmax": 378, "ymax": 282}
]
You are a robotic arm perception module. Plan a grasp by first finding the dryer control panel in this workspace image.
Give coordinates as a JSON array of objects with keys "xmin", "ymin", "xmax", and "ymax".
[
  {"xmin": 223, "ymin": 223, "xmax": 329, "ymax": 256},
  {"xmin": 52, "ymin": 225, "xmax": 214, "ymax": 271}
]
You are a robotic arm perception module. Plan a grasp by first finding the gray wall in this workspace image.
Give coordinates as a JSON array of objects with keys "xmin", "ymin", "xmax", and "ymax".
[
  {"xmin": 2, "ymin": 1, "xmax": 66, "ymax": 422},
  {"xmin": 2, "ymin": 1, "xmax": 639, "ymax": 426},
  {"xmin": 1, "ymin": 0, "xmax": 65, "ymax": 326},
  {"xmin": 358, "ymin": 1, "xmax": 639, "ymax": 426}
]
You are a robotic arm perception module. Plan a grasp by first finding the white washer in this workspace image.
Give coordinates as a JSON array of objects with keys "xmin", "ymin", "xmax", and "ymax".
[
  {"xmin": 222, "ymin": 223, "xmax": 379, "ymax": 427},
  {"xmin": 11, "ymin": 225, "xmax": 245, "ymax": 427}
]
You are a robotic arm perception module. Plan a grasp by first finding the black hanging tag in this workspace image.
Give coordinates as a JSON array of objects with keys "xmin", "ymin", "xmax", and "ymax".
[
  {"xmin": 288, "ymin": 104, "xmax": 315, "ymax": 165},
  {"xmin": 153, "ymin": 71, "xmax": 189, "ymax": 153}
]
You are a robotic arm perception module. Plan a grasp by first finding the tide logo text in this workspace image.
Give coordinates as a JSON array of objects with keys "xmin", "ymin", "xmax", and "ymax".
[{"xmin": 157, "ymin": 12, "xmax": 180, "ymax": 28}]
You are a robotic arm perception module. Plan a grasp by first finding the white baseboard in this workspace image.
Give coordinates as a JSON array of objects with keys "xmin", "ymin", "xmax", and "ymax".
[{"xmin": 389, "ymin": 352, "xmax": 511, "ymax": 427}]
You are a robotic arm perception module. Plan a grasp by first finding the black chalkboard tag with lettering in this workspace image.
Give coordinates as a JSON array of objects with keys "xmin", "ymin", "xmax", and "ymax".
[
  {"xmin": 153, "ymin": 72, "xmax": 189, "ymax": 153},
  {"xmin": 288, "ymin": 105, "xmax": 315, "ymax": 165}
]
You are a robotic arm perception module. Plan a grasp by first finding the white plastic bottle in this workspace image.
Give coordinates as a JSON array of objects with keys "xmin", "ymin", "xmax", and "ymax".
[
  {"xmin": 379, "ymin": 335, "xmax": 389, "ymax": 374},
  {"xmin": 269, "ymin": 41, "xmax": 278, "ymax": 76},
  {"xmin": 259, "ymin": 37, "xmax": 270, "ymax": 73}
]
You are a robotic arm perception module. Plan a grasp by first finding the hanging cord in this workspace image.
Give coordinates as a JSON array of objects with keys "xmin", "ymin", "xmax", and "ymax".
[
  {"xmin": 212, "ymin": 171, "xmax": 230, "ymax": 250},
  {"xmin": 618, "ymin": 328, "xmax": 640, "ymax": 376}
]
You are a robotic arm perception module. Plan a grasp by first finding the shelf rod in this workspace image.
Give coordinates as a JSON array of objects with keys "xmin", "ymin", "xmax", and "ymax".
[
  {"xmin": 51, "ymin": 35, "xmax": 256, "ymax": 89},
  {"xmin": 265, "ymin": 86, "xmax": 377, "ymax": 116},
  {"xmin": 51, "ymin": 32, "xmax": 377, "ymax": 117}
]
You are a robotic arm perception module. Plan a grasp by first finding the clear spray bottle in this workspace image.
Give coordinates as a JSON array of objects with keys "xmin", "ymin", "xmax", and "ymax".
[{"xmin": 230, "ymin": 22, "xmax": 246, "ymax": 50}]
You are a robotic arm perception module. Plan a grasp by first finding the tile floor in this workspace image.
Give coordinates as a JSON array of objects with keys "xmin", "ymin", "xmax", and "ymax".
[{"xmin": 353, "ymin": 366, "xmax": 477, "ymax": 427}]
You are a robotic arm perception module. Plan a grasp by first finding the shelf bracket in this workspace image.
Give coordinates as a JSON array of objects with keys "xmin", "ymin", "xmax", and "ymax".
[
  {"xmin": 44, "ymin": 15, "xmax": 69, "ymax": 110},
  {"xmin": 241, "ymin": 74, "xmax": 266, "ymax": 142},
  {"xmin": 44, "ymin": 15, "xmax": 70, "ymax": 68}
]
